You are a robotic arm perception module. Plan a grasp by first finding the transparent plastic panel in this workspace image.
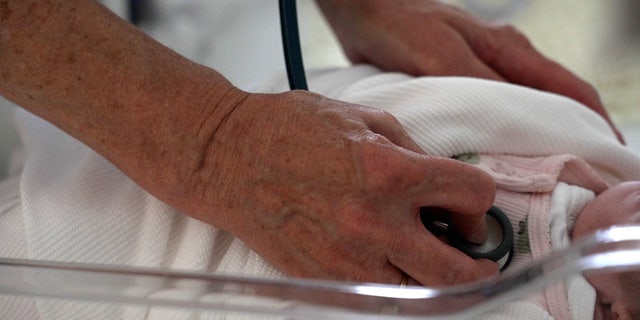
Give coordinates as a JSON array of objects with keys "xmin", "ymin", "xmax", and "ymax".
[{"xmin": 2, "ymin": 225, "xmax": 640, "ymax": 320}]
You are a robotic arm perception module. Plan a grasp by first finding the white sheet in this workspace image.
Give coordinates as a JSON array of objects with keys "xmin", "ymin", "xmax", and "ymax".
[{"xmin": 2, "ymin": 65, "xmax": 640, "ymax": 319}]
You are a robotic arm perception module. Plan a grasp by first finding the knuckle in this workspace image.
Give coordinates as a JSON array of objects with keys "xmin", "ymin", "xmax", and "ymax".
[
  {"xmin": 496, "ymin": 23, "xmax": 531, "ymax": 47},
  {"xmin": 478, "ymin": 23, "xmax": 532, "ymax": 62},
  {"xmin": 353, "ymin": 138, "xmax": 404, "ymax": 191},
  {"xmin": 377, "ymin": 109, "xmax": 401, "ymax": 125},
  {"xmin": 415, "ymin": 46, "xmax": 473, "ymax": 76},
  {"xmin": 366, "ymin": 108, "xmax": 403, "ymax": 129}
]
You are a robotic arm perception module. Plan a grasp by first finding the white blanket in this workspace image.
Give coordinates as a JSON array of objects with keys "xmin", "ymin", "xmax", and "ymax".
[
  {"xmin": 2, "ymin": 65, "xmax": 640, "ymax": 319},
  {"xmin": 297, "ymin": 65, "xmax": 640, "ymax": 183}
]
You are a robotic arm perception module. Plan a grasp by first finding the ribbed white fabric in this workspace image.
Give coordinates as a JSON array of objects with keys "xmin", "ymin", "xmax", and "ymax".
[
  {"xmin": 2, "ymin": 65, "xmax": 640, "ymax": 319},
  {"xmin": 5, "ymin": 108, "xmax": 284, "ymax": 319},
  {"xmin": 301, "ymin": 65, "xmax": 640, "ymax": 184}
]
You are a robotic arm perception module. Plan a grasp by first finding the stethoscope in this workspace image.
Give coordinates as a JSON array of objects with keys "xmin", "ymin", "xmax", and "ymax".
[
  {"xmin": 280, "ymin": 0, "xmax": 515, "ymax": 270},
  {"xmin": 122, "ymin": 0, "xmax": 513, "ymax": 268},
  {"xmin": 420, "ymin": 206, "xmax": 513, "ymax": 270},
  {"xmin": 277, "ymin": 0, "xmax": 513, "ymax": 270},
  {"xmin": 279, "ymin": 0, "xmax": 513, "ymax": 270}
]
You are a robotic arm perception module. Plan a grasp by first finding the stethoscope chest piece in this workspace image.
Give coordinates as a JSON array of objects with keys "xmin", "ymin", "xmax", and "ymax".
[{"xmin": 420, "ymin": 205, "xmax": 514, "ymax": 270}]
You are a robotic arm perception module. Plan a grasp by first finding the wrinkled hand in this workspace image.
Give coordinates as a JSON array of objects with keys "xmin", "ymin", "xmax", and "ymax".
[
  {"xmin": 317, "ymin": 0, "xmax": 623, "ymax": 142},
  {"xmin": 183, "ymin": 89, "xmax": 499, "ymax": 286}
]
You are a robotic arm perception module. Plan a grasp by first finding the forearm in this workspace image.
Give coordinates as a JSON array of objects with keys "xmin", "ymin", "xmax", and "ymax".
[{"xmin": 0, "ymin": 0, "xmax": 246, "ymax": 207}]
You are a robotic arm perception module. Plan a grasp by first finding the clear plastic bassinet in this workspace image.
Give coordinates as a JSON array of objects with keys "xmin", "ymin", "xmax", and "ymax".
[{"xmin": 2, "ymin": 225, "xmax": 640, "ymax": 319}]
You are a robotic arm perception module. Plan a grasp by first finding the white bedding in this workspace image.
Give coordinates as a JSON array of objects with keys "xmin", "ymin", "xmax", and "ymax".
[{"xmin": 2, "ymin": 65, "xmax": 640, "ymax": 319}]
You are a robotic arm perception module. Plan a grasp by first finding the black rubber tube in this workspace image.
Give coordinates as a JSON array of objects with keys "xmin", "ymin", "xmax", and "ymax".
[{"xmin": 278, "ymin": 0, "xmax": 308, "ymax": 90}]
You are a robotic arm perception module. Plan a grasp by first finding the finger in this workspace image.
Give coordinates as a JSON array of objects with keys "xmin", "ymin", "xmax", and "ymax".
[
  {"xmin": 420, "ymin": 205, "xmax": 488, "ymax": 245},
  {"xmin": 354, "ymin": 119, "xmax": 496, "ymax": 243},
  {"xmin": 365, "ymin": 114, "xmax": 497, "ymax": 242},
  {"xmin": 389, "ymin": 220, "xmax": 499, "ymax": 286},
  {"xmin": 490, "ymin": 46, "xmax": 625, "ymax": 143},
  {"xmin": 407, "ymin": 22, "xmax": 505, "ymax": 81},
  {"xmin": 450, "ymin": 211, "xmax": 488, "ymax": 245},
  {"xmin": 493, "ymin": 43, "xmax": 603, "ymax": 115},
  {"xmin": 494, "ymin": 46, "xmax": 625, "ymax": 144},
  {"xmin": 456, "ymin": 22, "xmax": 624, "ymax": 142},
  {"xmin": 415, "ymin": 157, "xmax": 495, "ymax": 216},
  {"xmin": 411, "ymin": 157, "xmax": 495, "ymax": 244}
]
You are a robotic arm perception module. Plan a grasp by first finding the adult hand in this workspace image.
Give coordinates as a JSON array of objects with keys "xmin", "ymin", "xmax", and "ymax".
[
  {"xmin": 181, "ymin": 89, "xmax": 499, "ymax": 285},
  {"xmin": 316, "ymin": 0, "xmax": 624, "ymax": 143},
  {"xmin": 1, "ymin": 0, "xmax": 498, "ymax": 286}
]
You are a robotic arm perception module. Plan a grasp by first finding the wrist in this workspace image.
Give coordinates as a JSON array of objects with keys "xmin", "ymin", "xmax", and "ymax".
[
  {"xmin": 0, "ymin": 0, "xmax": 250, "ymax": 215},
  {"xmin": 115, "ymin": 68, "xmax": 248, "ymax": 210}
]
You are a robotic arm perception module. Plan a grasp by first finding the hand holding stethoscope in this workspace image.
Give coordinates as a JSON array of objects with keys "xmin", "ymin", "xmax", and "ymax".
[
  {"xmin": 421, "ymin": 205, "xmax": 514, "ymax": 270},
  {"xmin": 278, "ymin": 0, "xmax": 514, "ymax": 272}
]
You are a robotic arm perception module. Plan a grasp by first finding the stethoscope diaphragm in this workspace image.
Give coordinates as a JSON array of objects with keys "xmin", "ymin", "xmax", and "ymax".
[{"xmin": 420, "ymin": 205, "xmax": 514, "ymax": 270}]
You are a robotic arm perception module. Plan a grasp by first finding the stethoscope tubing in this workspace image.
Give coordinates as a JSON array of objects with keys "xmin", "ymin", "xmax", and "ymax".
[
  {"xmin": 278, "ymin": 0, "xmax": 514, "ymax": 269},
  {"xmin": 278, "ymin": 0, "xmax": 308, "ymax": 91}
]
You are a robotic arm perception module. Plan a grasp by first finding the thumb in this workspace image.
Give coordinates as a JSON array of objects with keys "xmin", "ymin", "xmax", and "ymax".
[
  {"xmin": 387, "ymin": 156, "xmax": 500, "ymax": 286},
  {"xmin": 389, "ymin": 223, "xmax": 499, "ymax": 286}
]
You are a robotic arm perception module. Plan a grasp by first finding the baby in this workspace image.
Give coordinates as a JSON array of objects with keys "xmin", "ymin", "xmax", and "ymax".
[
  {"xmin": 573, "ymin": 181, "xmax": 640, "ymax": 320},
  {"xmin": 455, "ymin": 152, "xmax": 640, "ymax": 320}
]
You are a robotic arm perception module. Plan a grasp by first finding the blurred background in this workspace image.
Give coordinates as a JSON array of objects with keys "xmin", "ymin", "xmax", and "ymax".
[{"xmin": 0, "ymin": 0, "xmax": 638, "ymax": 178}]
